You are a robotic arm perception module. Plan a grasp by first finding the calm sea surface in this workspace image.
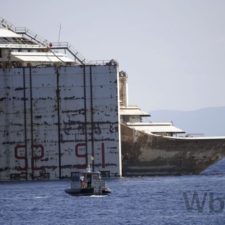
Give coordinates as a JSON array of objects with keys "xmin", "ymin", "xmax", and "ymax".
[{"xmin": 1, "ymin": 173, "xmax": 225, "ymax": 225}]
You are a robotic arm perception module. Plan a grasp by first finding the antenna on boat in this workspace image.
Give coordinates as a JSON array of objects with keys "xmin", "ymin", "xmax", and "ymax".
[
  {"xmin": 91, "ymin": 155, "xmax": 95, "ymax": 172},
  {"xmin": 58, "ymin": 23, "xmax": 61, "ymax": 42},
  {"xmin": 87, "ymin": 164, "xmax": 91, "ymax": 172},
  {"xmin": 87, "ymin": 155, "xmax": 94, "ymax": 172}
]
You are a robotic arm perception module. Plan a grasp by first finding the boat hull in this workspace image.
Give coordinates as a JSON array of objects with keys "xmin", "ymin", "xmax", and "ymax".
[
  {"xmin": 121, "ymin": 124, "xmax": 225, "ymax": 176},
  {"xmin": 65, "ymin": 187, "xmax": 111, "ymax": 196}
]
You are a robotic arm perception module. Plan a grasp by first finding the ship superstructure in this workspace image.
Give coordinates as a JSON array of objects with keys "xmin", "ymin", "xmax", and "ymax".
[
  {"xmin": 119, "ymin": 71, "xmax": 225, "ymax": 176},
  {"xmin": 0, "ymin": 17, "xmax": 86, "ymax": 68},
  {"xmin": 119, "ymin": 71, "xmax": 184, "ymax": 137}
]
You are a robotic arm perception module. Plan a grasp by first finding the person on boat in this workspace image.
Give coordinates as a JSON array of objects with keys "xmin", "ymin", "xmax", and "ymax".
[{"xmin": 80, "ymin": 175, "xmax": 87, "ymax": 189}]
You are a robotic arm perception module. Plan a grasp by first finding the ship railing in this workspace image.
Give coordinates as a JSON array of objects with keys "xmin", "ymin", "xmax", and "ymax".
[
  {"xmin": 0, "ymin": 18, "xmax": 48, "ymax": 47},
  {"xmin": 50, "ymin": 42, "xmax": 86, "ymax": 65},
  {"xmin": 0, "ymin": 17, "xmax": 16, "ymax": 30},
  {"xmin": 86, "ymin": 60, "xmax": 111, "ymax": 65},
  {"xmin": 0, "ymin": 18, "xmax": 113, "ymax": 66},
  {"xmin": 15, "ymin": 27, "xmax": 49, "ymax": 46},
  {"xmin": 87, "ymin": 59, "xmax": 119, "ymax": 66}
]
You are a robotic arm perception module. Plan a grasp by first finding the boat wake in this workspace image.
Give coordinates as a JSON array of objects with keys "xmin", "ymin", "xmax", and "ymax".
[{"xmin": 90, "ymin": 195, "xmax": 107, "ymax": 198}]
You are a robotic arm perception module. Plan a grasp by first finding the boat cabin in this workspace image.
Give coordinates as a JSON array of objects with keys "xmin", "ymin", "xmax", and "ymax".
[{"xmin": 67, "ymin": 171, "xmax": 109, "ymax": 195}]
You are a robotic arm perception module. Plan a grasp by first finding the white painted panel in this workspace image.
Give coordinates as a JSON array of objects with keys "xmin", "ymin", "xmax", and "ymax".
[
  {"xmin": 30, "ymin": 68, "xmax": 59, "ymax": 180},
  {"xmin": 0, "ymin": 68, "xmax": 26, "ymax": 180}
]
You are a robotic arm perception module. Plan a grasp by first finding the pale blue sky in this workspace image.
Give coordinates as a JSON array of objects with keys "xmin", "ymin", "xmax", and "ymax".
[{"xmin": 2, "ymin": 0, "xmax": 225, "ymax": 111}]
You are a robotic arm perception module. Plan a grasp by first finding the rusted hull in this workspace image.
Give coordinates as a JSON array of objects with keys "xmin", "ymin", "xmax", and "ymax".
[{"xmin": 121, "ymin": 124, "xmax": 225, "ymax": 176}]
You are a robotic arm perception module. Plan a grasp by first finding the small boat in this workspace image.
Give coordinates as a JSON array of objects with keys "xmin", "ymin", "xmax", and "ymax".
[{"xmin": 65, "ymin": 171, "xmax": 111, "ymax": 196}]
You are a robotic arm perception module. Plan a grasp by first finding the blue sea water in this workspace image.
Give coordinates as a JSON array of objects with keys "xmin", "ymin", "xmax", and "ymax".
[{"xmin": 1, "ymin": 174, "xmax": 225, "ymax": 225}]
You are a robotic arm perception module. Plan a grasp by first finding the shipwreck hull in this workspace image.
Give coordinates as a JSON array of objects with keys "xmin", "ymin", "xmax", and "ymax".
[{"xmin": 121, "ymin": 124, "xmax": 225, "ymax": 176}]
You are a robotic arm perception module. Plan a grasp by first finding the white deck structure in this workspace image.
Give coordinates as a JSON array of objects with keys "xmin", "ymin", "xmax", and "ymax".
[{"xmin": 127, "ymin": 122, "xmax": 184, "ymax": 136}]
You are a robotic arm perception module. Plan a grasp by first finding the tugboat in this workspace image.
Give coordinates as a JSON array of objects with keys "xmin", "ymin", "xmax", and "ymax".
[{"xmin": 65, "ymin": 170, "xmax": 111, "ymax": 196}]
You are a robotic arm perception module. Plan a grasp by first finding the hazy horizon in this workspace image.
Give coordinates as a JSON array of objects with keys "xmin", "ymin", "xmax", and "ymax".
[
  {"xmin": 150, "ymin": 105, "xmax": 225, "ymax": 112},
  {"xmin": 150, "ymin": 105, "xmax": 225, "ymax": 136}
]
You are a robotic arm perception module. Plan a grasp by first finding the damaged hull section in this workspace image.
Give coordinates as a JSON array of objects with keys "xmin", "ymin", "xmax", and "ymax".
[{"xmin": 121, "ymin": 124, "xmax": 225, "ymax": 176}]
